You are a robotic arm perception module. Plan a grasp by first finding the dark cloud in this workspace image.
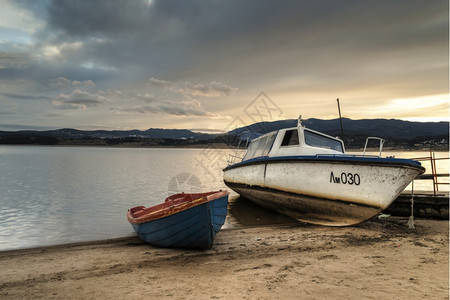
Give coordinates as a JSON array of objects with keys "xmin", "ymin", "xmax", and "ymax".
[
  {"xmin": 16, "ymin": 0, "xmax": 446, "ymax": 88},
  {"xmin": 48, "ymin": 77, "xmax": 95, "ymax": 90},
  {"xmin": 0, "ymin": 0, "xmax": 447, "ymax": 129},
  {"xmin": 0, "ymin": 124, "xmax": 57, "ymax": 131},
  {"xmin": 0, "ymin": 109, "xmax": 14, "ymax": 115},
  {"xmin": 53, "ymin": 89, "xmax": 105, "ymax": 109},
  {"xmin": 134, "ymin": 93, "xmax": 157, "ymax": 103},
  {"xmin": 0, "ymin": 52, "xmax": 31, "ymax": 69},
  {"xmin": 0, "ymin": 92, "xmax": 52, "ymax": 101},
  {"xmin": 185, "ymin": 81, "xmax": 237, "ymax": 97},
  {"xmin": 44, "ymin": 1, "xmax": 152, "ymax": 38},
  {"xmin": 147, "ymin": 77, "xmax": 176, "ymax": 90},
  {"xmin": 146, "ymin": 77, "xmax": 237, "ymax": 98},
  {"xmin": 112, "ymin": 99, "xmax": 219, "ymax": 117}
]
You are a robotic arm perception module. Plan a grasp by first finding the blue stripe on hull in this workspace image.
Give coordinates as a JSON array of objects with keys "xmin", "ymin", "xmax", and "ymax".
[
  {"xmin": 224, "ymin": 155, "xmax": 425, "ymax": 173},
  {"xmin": 132, "ymin": 195, "xmax": 228, "ymax": 249}
]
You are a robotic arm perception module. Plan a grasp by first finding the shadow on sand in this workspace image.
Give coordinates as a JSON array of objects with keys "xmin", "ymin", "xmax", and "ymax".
[{"xmin": 226, "ymin": 195, "xmax": 308, "ymax": 227}]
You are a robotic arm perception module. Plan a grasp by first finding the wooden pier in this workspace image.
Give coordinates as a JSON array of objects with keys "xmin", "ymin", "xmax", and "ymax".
[
  {"xmin": 385, "ymin": 190, "xmax": 449, "ymax": 220},
  {"xmin": 385, "ymin": 151, "xmax": 449, "ymax": 220}
]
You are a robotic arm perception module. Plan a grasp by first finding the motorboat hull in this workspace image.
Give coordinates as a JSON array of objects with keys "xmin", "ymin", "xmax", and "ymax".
[{"xmin": 223, "ymin": 156, "xmax": 425, "ymax": 226}]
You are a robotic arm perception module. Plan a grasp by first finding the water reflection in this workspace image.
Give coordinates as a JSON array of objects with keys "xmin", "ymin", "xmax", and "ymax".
[{"xmin": 0, "ymin": 146, "xmax": 230, "ymax": 251}]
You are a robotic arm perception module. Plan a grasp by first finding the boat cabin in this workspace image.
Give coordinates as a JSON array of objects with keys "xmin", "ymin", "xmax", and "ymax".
[{"xmin": 241, "ymin": 120, "xmax": 345, "ymax": 162}]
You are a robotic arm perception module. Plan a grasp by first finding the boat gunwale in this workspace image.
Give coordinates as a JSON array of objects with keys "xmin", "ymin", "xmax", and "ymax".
[
  {"xmin": 223, "ymin": 155, "xmax": 425, "ymax": 173},
  {"xmin": 127, "ymin": 190, "xmax": 229, "ymax": 225}
]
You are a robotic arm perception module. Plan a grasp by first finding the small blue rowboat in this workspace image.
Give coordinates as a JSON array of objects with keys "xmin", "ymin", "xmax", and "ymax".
[{"xmin": 127, "ymin": 190, "xmax": 229, "ymax": 249}]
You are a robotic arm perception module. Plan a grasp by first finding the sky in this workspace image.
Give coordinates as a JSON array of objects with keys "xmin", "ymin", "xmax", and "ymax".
[{"xmin": 0, "ymin": 0, "xmax": 448, "ymax": 132}]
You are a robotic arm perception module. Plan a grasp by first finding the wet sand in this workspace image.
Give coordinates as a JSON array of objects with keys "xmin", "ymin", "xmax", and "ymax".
[{"xmin": 0, "ymin": 199, "xmax": 448, "ymax": 299}]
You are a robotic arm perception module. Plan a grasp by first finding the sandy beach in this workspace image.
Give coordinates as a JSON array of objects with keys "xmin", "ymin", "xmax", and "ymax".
[{"xmin": 0, "ymin": 214, "xmax": 448, "ymax": 299}]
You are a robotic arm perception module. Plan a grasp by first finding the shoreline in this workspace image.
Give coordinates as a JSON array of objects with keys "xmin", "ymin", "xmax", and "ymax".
[
  {"xmin": 1, "ymin": 217, "xmax": 448, "ymax": 299},
  {"xmin": 1, "ymin": 143, "xmax": 448, "ymax": 152},
  {"xmin": 1, "ymin": 192, "xmax": 448, "ymax": 253}
]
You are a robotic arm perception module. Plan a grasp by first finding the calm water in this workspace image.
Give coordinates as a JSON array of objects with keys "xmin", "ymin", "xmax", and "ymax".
[
  {"xmin": 0, "ymin": 146, "xmax": 231, "ymax": 251},
  {"xmin": 0, "ymin": 146, "xmax": 447, "ymax": 251}
]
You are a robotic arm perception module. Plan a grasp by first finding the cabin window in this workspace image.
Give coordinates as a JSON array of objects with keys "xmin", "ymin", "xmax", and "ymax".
[
  {"xmin": 242, "ymin": 139, "xmax": 259, "ymax": 161},
  {"xmin": 242, "ymin": 132, "xmax": 277, "ymax": 161},
  {"xmin": 280, "ymin": 129, "xmax": 299, "ymax": 146},
  {"xmin": 304, "ymin": 130, "xmax": 343, "ymax": 152},
  {"xmin": 261, "ymin": 133, "xmax": 276, "ymax": 156},
  {"xmin": 254, "ymin": 136, "xmax": 268, "ymax": 157}
]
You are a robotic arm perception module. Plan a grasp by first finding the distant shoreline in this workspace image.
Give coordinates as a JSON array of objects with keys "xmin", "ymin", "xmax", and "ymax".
[
  {"xmin": 0, "ymin": 143, "xmax": 448, "ymax": 152},
  {"xmin": 1, "ymin": 118, "xmax": 448, "ymax": 150}
]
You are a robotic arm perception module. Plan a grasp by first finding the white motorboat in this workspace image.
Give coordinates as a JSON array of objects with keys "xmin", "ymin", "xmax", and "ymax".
[{"xmin": 223, "ymin": 117, "xmax": 425, "ymax": 226}]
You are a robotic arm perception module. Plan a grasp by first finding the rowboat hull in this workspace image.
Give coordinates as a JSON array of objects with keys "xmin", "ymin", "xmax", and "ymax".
[
  {"xmin": 223, "ymin": 156, "xmax": 424, "ymax": 226},
  {"xmin": 128, "ymin": 191, "xmax": 229, "ymax": 249}
]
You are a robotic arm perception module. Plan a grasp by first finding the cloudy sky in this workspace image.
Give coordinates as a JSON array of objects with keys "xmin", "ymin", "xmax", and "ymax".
[{"xmin": 0, "ymin": 0, "xmax": 448, "ymax": 131}]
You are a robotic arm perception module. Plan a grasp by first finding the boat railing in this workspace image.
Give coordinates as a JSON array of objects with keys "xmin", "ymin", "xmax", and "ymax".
[
  {"xmin": 363, "ymin": 137, "xmax": 385, "ymax": 157},
  {"xmin": 227, "ymin": 135, "xmax": 249, "ymax": 165},
  {"xmin": 413, "ymin": 150, "xmax": 449, "ymax": 197},
  {"xmin": 227, "ymin": 154, "xmax": 243, "ymax": 165}
]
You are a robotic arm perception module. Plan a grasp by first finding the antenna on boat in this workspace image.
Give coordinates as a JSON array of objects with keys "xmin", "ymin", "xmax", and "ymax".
[
  {"xmin": 298, "ymin": 115, "xmax": 303, "ymax": 127},
  {"xmin": 337, "ymin": 98, "xmax": 345, "ymax": 141}
]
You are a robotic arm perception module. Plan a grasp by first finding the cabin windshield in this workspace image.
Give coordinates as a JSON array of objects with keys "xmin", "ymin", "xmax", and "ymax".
[
  {"xmin": 242, "ymin": 132, "xmax": 277, "ymax": 161},
  {"xmin": 304, "ymin": 129, "xmax": 343, "ymax": 152},
  {"xmin": 242, "ymin": 139, "xmax": 258, "ymax": 161},
  {"xmin": 262, "ymin": 133, "xmax": 276, "ymax": 156}
]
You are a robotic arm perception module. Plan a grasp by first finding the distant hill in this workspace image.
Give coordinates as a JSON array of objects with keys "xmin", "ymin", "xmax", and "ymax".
[
  {"xmin": 0, "ymin": 118, "xmax": 448, "ymax": 148},
  {"xmin": 228, "ymin": 118, "xmax": 449, "ymax": 139},
  {"xmin": 227, "ymin": 118, "xmax": 449, "ymax": 149},
  {"xmin": 0, "ymin": 127, "xmax": 215, "ymax": 146},
  {"xmin": 0, "ymin": 128, "xmax": 213, "ymax": 140}
]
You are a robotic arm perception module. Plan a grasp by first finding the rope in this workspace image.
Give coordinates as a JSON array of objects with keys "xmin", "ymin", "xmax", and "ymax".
[{"xmin": 407, "ymin": 180, "xmax": 415, "ymax": 229}]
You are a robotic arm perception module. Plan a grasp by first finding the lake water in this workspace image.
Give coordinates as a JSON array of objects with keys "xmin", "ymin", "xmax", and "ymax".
[{"xmin": 0, "ymin": 146, "xmax": 447, "ymax": 251}]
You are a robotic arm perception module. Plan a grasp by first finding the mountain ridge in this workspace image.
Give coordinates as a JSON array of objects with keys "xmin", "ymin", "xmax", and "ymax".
[
  {"xmin": 0, "ymin": 118, "xmax": 448, "ymax": 148},
  {"xmin": 229, "ymin": 118, "xmax": 449, "ymax": 139},
  {"xmin": 0, "ymin": 127, "xmax": 213, "ymax": 140}
]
